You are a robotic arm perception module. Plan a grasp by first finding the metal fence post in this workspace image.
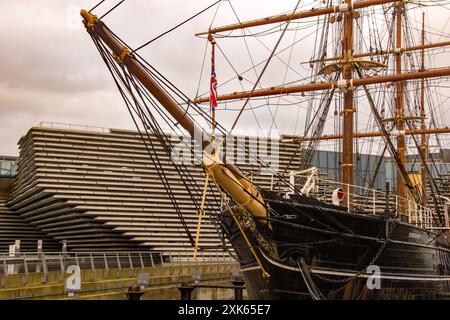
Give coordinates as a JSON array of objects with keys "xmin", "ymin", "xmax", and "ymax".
[
  {"xmin": 149, "ymin": 252, "xmax": 154, "ymax": 268},
  {"xmin": 104, "ymin": 253, "xmax": 109, "ymax": 278},
  {"xmin": 90, "ymin": 253, "xmax": 96, "ymax": 281},
  {"xmin": 116, "ymin": 253, "xmax": 122, "ymax": 278},
  {"xmin": 160, "ymin": 252, "xmax": 164, "ymax": 266},
  {"xmin": 202, "ymin": 253, "xmax": 206, "ymax": 265},
  {"xmin": 75, "ymin": 252, "xmax": 80, "ymax": 267},
  {"xmin": 116, "ymin": 253, "xmax": 122, "ymax": 269},
  {"xmin": 2, "ymin": 257, "xmax": 7, "ymax": 287},
  {"xmin": 59, "ymin": 253, "xmax": 65, "ymax": 281},
  {"xmin": 139, "ymin": 252, "xmax": 144, "ymax": 270},
  {"xmin": 22, "ymin": 254, "xmax": 29, "ymax": 285},
  {"xmin": 128, "ymin": 252, "xmax": 133, "ymax": 276},
  {"xmin": 168, "ymin": 252, "xmax": 174, "ymax": 274},
  {"xmin": 41, "ymin": 253, "xmax": 48, "ymax": 284}
]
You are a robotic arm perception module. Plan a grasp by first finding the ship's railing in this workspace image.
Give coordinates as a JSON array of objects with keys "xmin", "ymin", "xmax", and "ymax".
[
  {"xmin": 0, "ymin": 250, "xmax": 236, "ymax": 278},
  {"xmin": 283, "ymin": 172, "xmax": 436, "ymax": 229}
]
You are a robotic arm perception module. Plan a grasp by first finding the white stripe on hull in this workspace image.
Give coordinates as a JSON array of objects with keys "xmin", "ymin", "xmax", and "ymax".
[{"xmin": 260, "ymin": 249, "xmax": 450, "ymax": 282}]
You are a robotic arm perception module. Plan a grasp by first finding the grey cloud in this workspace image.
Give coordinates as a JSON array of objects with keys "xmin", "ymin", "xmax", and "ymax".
[{"xmin": 0, "ymin": 0, "xmax": 449, "ymax": 157}]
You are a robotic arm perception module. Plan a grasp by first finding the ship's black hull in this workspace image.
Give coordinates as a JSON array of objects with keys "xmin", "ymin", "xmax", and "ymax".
[{"xmin": 219, "ymin": 191, "xmax": 450, "ymax": 300}]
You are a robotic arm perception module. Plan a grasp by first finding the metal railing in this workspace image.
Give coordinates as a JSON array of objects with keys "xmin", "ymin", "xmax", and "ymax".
[
  {"xmin": 37, "ymin": 121, "xmax": 111, "ymax": 133},
  {"xmin": 0, "ymin": 250, "xmax": 236, "ymax": 283}
]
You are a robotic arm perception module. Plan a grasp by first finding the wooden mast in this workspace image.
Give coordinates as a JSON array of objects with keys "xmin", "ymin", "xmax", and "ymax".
[
  {"xmin": 395, "ymin": 1, "xmax": 406, "ymax": 211},
  {"xmin": 420, "ymin": 12, "xmax": 427, "ymax": 202},
  {"xmin": 342, "ymin": 0, "xmax": 354, "ymax": 208}
]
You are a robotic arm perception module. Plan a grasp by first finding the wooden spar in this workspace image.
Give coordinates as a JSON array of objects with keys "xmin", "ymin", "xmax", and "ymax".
[
  {"xmin": 342, "ymin": 0, "xmax": 354, "ymax": 208},
  {"xmin": 310, "ymin": 41, "xmax": 450, "ymax": 64},
  {"xmin": 193, "ymin": 67, "xmax": 450, "ymax": 103},
  {"xmin": 80, "ymin": 10, "xmax": 268, "ymax": 220},
  {"xmin": 196, "ymin": 0, "xmax": 399, "ymax": 36},
  {"xmin": 285, "ymin": 128, "xmax": 450, "ymax": 142},
  {"xmin": 306, "ymin": 40, "xmax": 450, "ymax": 65},
  {"xmin": 395, "ymin": 2, "xmax": 406, "ymax": 211}
]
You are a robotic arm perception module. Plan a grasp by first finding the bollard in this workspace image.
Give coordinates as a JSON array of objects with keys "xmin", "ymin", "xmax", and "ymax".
[
  {"xmin": 232, "ymin": 279, "xmax": 245, "ymax": 300},
  {"xmin": 125, "ymin": 285, "xmax": 145, "ymax": 300},
  {"xmin": 178, "ymin": 282, "xmax": 195, "ymax": 300}
]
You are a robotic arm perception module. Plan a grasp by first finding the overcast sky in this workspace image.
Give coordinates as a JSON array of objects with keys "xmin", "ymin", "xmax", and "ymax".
[{"xmin": 1, "ymin": 0, "xmax": 449, "ymax": 156}]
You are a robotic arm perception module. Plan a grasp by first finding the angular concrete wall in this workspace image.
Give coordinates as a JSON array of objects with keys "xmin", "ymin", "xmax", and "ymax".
[
  {"xmin": 0, "ymin": 178, "xmax": 59, "ymax": 252},
  {"xmin": 4, "ymin": 125, "xmax": 300, "ymax": 253}
]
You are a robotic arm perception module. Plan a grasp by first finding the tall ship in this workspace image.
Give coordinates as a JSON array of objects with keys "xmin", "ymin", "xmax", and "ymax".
[{"xmin": 79, "ymin": 0, "xmax": 450, "ymax": 299}]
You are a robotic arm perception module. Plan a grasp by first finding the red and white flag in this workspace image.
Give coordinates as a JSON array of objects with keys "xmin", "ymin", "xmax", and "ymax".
[{"xmin": 210, "ymin": 43, "xmax": 218, "ymax": 110}]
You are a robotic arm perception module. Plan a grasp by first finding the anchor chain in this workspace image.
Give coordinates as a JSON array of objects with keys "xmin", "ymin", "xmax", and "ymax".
[{"xmin": 313, "ymin": 218, "xmax": 397, "ymax": 297}]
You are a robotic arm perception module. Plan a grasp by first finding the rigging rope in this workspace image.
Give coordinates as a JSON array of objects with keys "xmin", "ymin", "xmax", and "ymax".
[
  {"xmin": 90, "ymin": 32, "xmax": 227, "ymax": 249},
  {"xmin": 100, "ymin": 0, "xmax": 126, "ymax": 19},
  {"xmin": 133, "ymin": 0, "xmax": 222, "ymax": 52},
  {"xmin": 356, "ymin": 68, "xmax": 422, "ymax": 204},
  {"xmin": 89, "ymin": 0, "xmax": 107, "ymax": 13},
  {"xmin": 230, "ymin": 0, "xmax": 303, "ymax": 133}
]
